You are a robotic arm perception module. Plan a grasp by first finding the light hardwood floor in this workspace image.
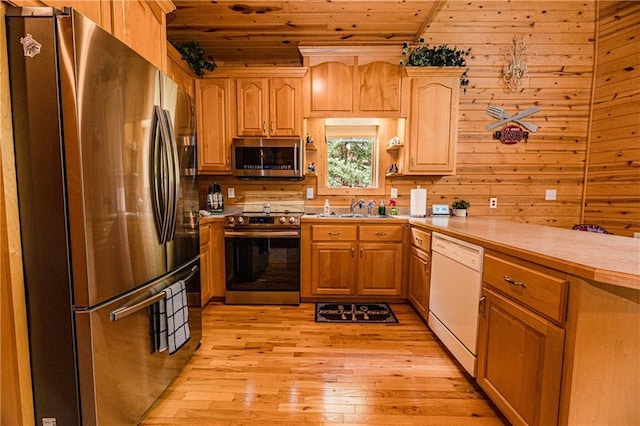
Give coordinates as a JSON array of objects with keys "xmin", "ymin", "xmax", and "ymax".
[{"xmin": 141, "ymin": 303, "xmax": 508, "ymax": 425}]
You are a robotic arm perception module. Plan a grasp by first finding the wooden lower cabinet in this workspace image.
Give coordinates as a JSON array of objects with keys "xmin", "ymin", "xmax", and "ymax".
[
  {"xmin": 408, "ymin": 246, "xmax": 430, "ymax": 320},
  {"xmin": 311, "ymin": 242, "xmax": 357, "ymax": 296},
  {"xmin": 199, "ymin": 220, "xmax": 226, "ymax": 306},
  {"xmin": 477, "ymin": 288, "xmax": 565, "ymax": 426},
  {"xmin": 358, "ymin": 242, "xmax": 403, "ymax": 296},
  {"xmin": 199, "ymin": 223, "xmax": 212, "ymax": 306},
  {"xmin": 303, "ymin": 223, "xmax": 405, "ymax": 298}
]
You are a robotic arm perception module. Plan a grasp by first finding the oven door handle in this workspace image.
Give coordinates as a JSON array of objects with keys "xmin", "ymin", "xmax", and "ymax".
[{"xmin": 224, "ymin": 230, "xmax": 300, "ymax": 238}]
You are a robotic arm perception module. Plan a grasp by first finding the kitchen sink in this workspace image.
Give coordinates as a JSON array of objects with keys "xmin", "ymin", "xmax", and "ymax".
[{"xmin": 306, "ymin": 213, "xmax": 394, "ymax": 219}]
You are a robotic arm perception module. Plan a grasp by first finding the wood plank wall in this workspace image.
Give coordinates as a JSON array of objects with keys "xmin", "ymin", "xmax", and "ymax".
[
  {"xmin": 583, "ymin": 1, "xmax": 640, "ymax": 237},
  {"xmin": 199, "ymin": 1, "xmax": 600, "ymax": 230}
]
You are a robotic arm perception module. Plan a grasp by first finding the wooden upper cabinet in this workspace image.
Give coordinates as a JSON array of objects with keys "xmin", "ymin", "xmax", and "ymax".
[
  {"xmin": 196, "ymin": 78, "xmax": 233, "ymax": 173},
  {"xmin": 236, "ymin": 77, "xmax": 302, "ymax": 137},
  {"xmin": 300, "ymin": 46, "xmax": 403, "ymax": 118},
  {"xmin": 358, "ymin": 61, "xmax": 402, "ymax": 114},
  {"xmin": 110, "ymin": 0, "xmax": 175, "ymax": 72},
  {"xmin": 308, "ymin": 61, "xmax": 354, "ymax": 113},
  {"xmin": 167, "ymin": 43, "xmax": 195, "ymax": 100},
  {"xmin": 236, "ymin": 78, "xmax": 269, "ymax": 136},
  {"xmin": 404, "ymin": 68, "xmax": 462, "ymax": 175}
]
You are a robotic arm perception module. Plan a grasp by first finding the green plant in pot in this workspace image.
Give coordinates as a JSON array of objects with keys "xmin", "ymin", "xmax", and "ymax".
[
  {"xmin": 171, "ymin": 41, "xmax": 216, "ymax": 77},
  {"xmin": 451, "ymin": 199, "xmax": 470, "ymax": 217},
  {"xmin": 400, "ymin": 38, "xmax": 471, "ymax": 92}
]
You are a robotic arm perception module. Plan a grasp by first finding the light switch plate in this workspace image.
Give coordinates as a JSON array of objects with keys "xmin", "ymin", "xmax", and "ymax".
[
  {"xmin": 545, "ymin": 189, "xmax": 557, "ymax": 200},
  {"xmin": 432, "ymin": 204, "xmax": 450, "ymax": 215},
  {"xmin": 306, "ymin": 187, "xmax": 314, "ymax": 199},
  {"xmin": 228, "ymin": 187, "xmax": 235, "ymax": 198},
  {"xmin": 390, "ymin": 187, "xmax": 398, "ymax": 199}
]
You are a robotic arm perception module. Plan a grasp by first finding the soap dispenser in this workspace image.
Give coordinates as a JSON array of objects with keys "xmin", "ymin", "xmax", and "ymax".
[{"xmin": 323, "ymin": 199, "xmax": 331, "ymax": 215}]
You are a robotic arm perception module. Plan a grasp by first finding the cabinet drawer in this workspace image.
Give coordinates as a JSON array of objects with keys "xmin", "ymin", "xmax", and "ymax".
[
  {"xmin": 311, "ymin": 225, "xmax": 357, "ymax": 241},
  {"xmin": 359, "ymin": 225, "xmax": 404, "ymax": 242},
  {"xmin": 410, "ymin": 227, "xmax": 431, "ymax": 251},
  {"xmin": 483, "ymin": 253, "xmax": 568, "ymax": 323},
  {"xmin": 199, "ymin": 224, "xmax": 210, "ymax": 246}
]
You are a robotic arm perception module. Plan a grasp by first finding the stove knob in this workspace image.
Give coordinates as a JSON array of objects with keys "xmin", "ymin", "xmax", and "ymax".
[
  {"xmin": 279, "ymin": 216, "xmax": 287, "ymax": 224},
  {"xmin": 227, "ymin": 216, "xmax": 235, "ymax": 224},
  {"xmin": 237, "ymin": 216, "xmax": 245, "ymax": 225},
  {"xmin": 288, "ymin": 216, "xmax": 297, "ymax": 224}
]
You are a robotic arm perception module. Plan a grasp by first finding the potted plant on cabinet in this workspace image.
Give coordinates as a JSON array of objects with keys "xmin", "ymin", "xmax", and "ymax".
[
  {"xmin": 400, "ymin": 38, "xmax": 471, "ymax": 92},
  {"xmin": 451, "ymin": 199, "xmax": 470, "ymax": 217}
]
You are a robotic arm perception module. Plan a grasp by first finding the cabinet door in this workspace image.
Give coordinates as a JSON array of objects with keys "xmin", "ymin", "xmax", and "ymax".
[
  {"xmin": 209, "ymin": 222, "xmax": 226, "ymax": 298},
  {"xmin": 477, "ymin": 288, "xmax": 564, "ymax": 426},
  {"xmin": 405, "ymin": 75, "xmax": 460, "ymax": 175},
  {"xmin": 358, "ymin": 61, "xmax": 402, "ymax": 114},
  {"xmin": 311, "ymin": 242, "xmax": 356, "ymax": 296},
  {"xmin": 196, "ymin": 78, "xmax": 232, "ymax": 173},
  {"xmin": 269, "ymin": 78, "xmax": 301, "ymax": 136},
  {"xmin": 357, "ymin": 242, "xmax": 403, "ymax": 296},
  {"xmin": 408, "ymin": 247, "xmax": 430, "ymax": 320},
  {"xmin": 308, "ymin": 61, "xmax": 353, "ymax": 113},
  {"xmin": 236, "ymin": 78, "xmax": 269, "ymax": 136},
  {"xmin": 199, "ymin": 224, "xmax": 212, "ymax": 306}
]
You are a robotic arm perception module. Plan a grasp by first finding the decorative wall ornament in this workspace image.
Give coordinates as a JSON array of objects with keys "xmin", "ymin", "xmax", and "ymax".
[
  {"xmin": 486, "ymin": 105, "xmax": 540, "ymax": 132},
  {"xmin": 502, "ymin": 35, "xmax": 529, "ymax": 93},
  {"xmin": 493, "ymin": 125, "xmax": 529, "ymax": 144}
]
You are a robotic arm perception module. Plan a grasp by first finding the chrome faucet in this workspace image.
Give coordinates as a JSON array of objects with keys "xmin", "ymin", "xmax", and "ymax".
[
  {"xmin": 350, "ymin": 197, "xmax": 365, "ymax": 215},
  {"xmin": 366, "ymin": 200, "xmax": 376, "ymax": 215}
]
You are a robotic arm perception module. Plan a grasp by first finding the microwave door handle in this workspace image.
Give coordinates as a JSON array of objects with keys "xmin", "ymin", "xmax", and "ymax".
[{"xmin": 293, "ymin": 142, "xmax": 298, "ymax": 173}]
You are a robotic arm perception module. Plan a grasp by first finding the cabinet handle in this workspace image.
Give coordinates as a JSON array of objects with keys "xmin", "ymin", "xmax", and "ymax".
[
  {"xmin": 263, "ymin": 121, "xmax": 266, "ymax": 133},
  {"xmin": 504, "ymin": 275, "xmax": 527, "ymax": 288},
  {"xmin": 327, "ymin": 232, "xmax": 341, "ymax": 236},
  {"xmin": 270, "ymin": 121, "xmax": 274, "ymax": 133},
  {"xmin": 411, "ymin": 157, "xmax": 415, "ymax": 166},
  {"xmin": 351, "ymin": 247, "xmax": 355, "ymax": 258},
  {"xmin": 424, "ymin": 260, "xmax": 429, "ymax": 273},
  {"xmin": 479, "ymin": 295, "xmax": 486, "ymax": 318},
  {"xmin": 374, "ymin": 232, "xmax": 388, "ymax": 236},
  {"xmin": 415, "ymin": 237, "xmax": 423, "ymax": 243},
  {"xmin": 360, "ymin": 247, "xmax": 363, "ymax": 258}
]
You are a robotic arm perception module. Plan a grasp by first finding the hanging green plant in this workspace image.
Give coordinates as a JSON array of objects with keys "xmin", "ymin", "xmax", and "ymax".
[
  {"xmin": 400, "ymin": 38, "xmax": 471, "ymax": 92},
  {"xmin": 171, "ymin": 41, "xmax": 217, "ymax": 77}
]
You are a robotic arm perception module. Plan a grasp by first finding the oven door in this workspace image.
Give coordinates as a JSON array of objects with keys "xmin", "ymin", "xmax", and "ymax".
[{"xmin": 224, "ymin": 229, "xmax": 300, "ymax": 304}]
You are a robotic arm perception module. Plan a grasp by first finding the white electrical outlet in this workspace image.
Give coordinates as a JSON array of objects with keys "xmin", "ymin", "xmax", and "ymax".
[
  {"xmin": 306, "ymin": 187, "xmax": 314, "ymax": 199},
  {"xmin": 545, "ymin": 189, "xmax": 557, "ymax": 200},
  {"xmin": 42, "ymin": 419, "xmax": 57, "ymax": 426},
  {"xmin": 228, "ymin": 187, "xmax": 235, "ymax": 199},
  {"xmin": 489, "ymin": 198, "xmax": 498, "ymax": 208},
  {"xmin": 634, "ymin": 232, "xmax": 640, "ymax": 239},
  {"xmin": 390, "ymin": 187, "xmax": 398, "ymax": 199}
]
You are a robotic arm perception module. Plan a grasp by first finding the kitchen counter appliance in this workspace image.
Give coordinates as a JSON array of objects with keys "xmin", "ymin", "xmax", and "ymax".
[
  {"xmin": 224, "ymin": 204, "xmax": 301, "ymax": 304},
  {"xmin": 7, "ymin": 7, "xmax": 201, "ymax": 425},
  {"xmin": 232, "ymin": 137, "xmax": 304, "ymax": 179},
  {"xmin": 429, "ymin": 232, "xmax": 484, "ymax": 377}
]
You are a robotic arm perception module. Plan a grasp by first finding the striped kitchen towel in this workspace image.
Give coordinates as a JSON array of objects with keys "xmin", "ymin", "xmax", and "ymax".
[{"xmin": 162, "ymin": 280, "xmax": 190, "ymax": 354}]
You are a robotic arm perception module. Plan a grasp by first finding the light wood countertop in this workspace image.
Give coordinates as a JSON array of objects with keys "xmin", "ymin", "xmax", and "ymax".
[{"xmin": 409, "ymin": 217, "xmax": 640, "ymax": 290}]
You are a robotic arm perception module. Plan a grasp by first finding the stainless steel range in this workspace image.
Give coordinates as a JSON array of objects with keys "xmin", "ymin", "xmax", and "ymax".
[{"xmin": 224, "ymin": 204, "xmax": 302, "ymax": 305}]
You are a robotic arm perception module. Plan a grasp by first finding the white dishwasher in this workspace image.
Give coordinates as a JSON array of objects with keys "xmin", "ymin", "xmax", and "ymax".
[{"xmin": 428, "ymin": 232, "xmax": 484, "ymax": 377}]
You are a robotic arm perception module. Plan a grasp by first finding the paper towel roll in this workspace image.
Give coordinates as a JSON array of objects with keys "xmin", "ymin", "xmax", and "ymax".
[{"xmin": 410, "ymin": 187, "xmax": 427, "ymax": 217}]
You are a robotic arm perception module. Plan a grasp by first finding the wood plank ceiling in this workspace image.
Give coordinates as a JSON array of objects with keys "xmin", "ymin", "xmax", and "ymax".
[{"xmin": 166, "ymin": 0, "xmax": 444, "ymax": 66}]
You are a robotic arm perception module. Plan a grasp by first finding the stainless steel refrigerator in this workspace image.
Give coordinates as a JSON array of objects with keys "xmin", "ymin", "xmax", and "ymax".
[{"xmin": 6, "ymin": 7, "xmax": 201, "ymax": 425}]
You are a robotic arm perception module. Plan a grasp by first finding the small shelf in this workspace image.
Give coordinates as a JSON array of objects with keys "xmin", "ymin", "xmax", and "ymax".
[
  {"xmin": 305, "ymin": 144, "xmax": 318, "ymax": 150},
  {"xmin": 385, "ymin": 171, "xmax": 403, "ymax": 177},
  {"xmin": 386, "ymin": 144, "xmax": 404, "ymax": 152}
]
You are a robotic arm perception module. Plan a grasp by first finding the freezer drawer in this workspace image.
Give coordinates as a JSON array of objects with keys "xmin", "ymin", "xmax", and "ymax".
[{"xmin": 74, "ymin": 261, "xmax": 201, "ymax": 426}]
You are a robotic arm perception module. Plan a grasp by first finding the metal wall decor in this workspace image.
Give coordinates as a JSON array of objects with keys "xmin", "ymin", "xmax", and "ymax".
[
  {"xmin": 486, "ymin": 105, "xmax": 540, "ymax": 144},
  {"xmin": 502, "ymin": 35, "xmax": 529, "ymax": 93}
]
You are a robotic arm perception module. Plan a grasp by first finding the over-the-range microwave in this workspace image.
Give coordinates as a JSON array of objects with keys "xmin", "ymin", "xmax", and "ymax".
[{"xmin": 231, "ymin": 137, "xmax": 304, "ymax": 179}]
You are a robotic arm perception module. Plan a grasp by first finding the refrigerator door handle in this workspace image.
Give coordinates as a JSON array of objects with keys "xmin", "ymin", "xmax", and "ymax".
[
  {"xmin": 110, "ymin": 292, "xmax": 165, "ymax": 322},
  {"xmin": 163, "ymin": 109, "xmax": 180, "ymax": 242},
  {"xmin": 151, "ymin": 105, "xmax": 172, "ymax": 243}
]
